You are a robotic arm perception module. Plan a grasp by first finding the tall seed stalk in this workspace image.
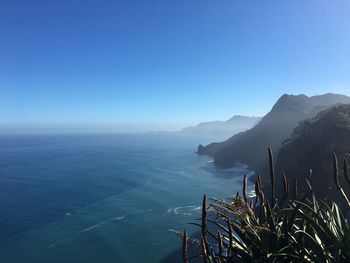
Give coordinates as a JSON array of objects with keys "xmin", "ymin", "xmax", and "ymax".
[
  {"xmin": 243, "ymin": 174, "xmax": 247, "ymax": 203},
  {"xmin": 268, "ymin": 147, "xmax": 275, "ymax": 205},
  {"xmin": 201, "ymin": 194, "xmax": 209, "ymax": 256},
  {"xmin": 279, "ymin": 172, "xmax": 288, "ymax": 205}
]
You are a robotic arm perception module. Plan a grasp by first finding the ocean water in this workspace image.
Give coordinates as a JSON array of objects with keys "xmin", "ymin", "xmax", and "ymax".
[{"xmin": 0, "ymin": 134, "xmax": 252, "ymax": 263}]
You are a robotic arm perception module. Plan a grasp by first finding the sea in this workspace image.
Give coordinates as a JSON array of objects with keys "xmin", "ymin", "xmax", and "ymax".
[{"xmin": 0, "ymin": 134, "xmax": 253, "ymax": 263}]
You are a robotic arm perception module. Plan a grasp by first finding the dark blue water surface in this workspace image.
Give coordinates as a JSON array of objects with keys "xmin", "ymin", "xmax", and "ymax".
[{"xmin": 0, "ymin": 134, "xmax": 251, "ymax": 263}]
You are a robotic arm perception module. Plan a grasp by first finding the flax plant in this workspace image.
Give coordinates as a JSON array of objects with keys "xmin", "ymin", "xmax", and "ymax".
[{"xmin": 181, "ymin": 149, "xmax": 350, "ymax": 263}]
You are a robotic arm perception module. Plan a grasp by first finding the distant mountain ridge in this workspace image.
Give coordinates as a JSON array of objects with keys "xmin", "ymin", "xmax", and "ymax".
[
  {"xmin": 180, "ymin": 115, "xmax": 261, "ymax": 140},
  {"xmin": 198, "ymin": 93, "xmax": 350, "ymax": 173}
]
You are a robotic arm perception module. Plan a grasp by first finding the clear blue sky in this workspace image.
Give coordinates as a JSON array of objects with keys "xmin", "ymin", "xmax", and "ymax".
[{"xmin": 1, "ymin": 0, "xmax": 350, "ymax": 132}]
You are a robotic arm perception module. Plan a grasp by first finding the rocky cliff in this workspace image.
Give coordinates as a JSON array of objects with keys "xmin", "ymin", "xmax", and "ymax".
[
  {"xmin": 276, "ymin": 104, "xmax": 350, "ymax": 204},
  {"xmin": 198, "ymin": 93, "xmax": 350, "ymax": 173}
]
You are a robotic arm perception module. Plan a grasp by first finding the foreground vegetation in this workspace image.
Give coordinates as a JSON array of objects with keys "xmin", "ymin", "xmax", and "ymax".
[{"xmin": 181, "ymin": 148, "xmax": 350, "ymax": 262}]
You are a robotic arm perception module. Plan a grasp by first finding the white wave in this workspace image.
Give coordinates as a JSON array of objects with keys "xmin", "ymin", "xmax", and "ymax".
[
  {"xmin": 247, "ymin": 190, "xmax": 256, "ymax": 198},
  {"xmin": 168, "ymin": 205, "xmax": 201, "ymax": 216},
  {"xmin": 190, "ymin": 206, "xmax": 201, "ymax": 211},
  {"xmin": 82, "ymin": 214, "xmax": 127, "ymax": 233},
  {"xmin": 219, "ymin": 163, "xmax": 256, "ymax": 174},
  {"xmin": 173, "ymin": 207, "xmax": 180, "ymax": 215}
]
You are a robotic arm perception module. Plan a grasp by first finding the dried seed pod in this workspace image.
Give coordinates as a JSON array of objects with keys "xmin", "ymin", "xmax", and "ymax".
[
  {"xmin": 201, "ymin": 194, "xmax": 207, "ymax": 237},
  {"xmin": 268, "ymin": 147, "xmax": 275, "ymax": 205},
  {"xmin": 243, "ymin": 174, "xmax": 248, "ymax": 203},
  {"xmin": 255, "ymin": 176, "xmax": 261, "ymax": 196},
  {"xmin": 282, "ymin": 172, "xmax": 288, "ymax": 201},
  {"xmin": 201, "ymin": 195, "xmax": 209, "ymax": 254},
  {"xmin": 333, "ymin": 153, "xmax": 340, "ymax": 188}
]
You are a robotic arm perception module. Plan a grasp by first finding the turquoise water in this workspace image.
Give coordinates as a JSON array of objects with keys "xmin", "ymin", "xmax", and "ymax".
[{"xmin": 0, "ymin": 134, "xmax": 251, "ymax": 262}]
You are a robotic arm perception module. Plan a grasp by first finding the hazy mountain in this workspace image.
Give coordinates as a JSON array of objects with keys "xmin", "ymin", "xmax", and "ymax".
[
  {"xmin": 276, "ymin": 104, "xmax": 350, "ymax": 205},
  {"xmin": 180, "ymin": 115, "xmax": 261, "ymax": 140},
  {"xmin": 198, "ymin": 93, "xmax": 350, "ymax": 172}
]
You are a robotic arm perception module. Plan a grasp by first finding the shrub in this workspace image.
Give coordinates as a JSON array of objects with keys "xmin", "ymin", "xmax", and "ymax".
[{"xmin": 181, "ymin": 149, "xmax": 350, "ymax": 263}]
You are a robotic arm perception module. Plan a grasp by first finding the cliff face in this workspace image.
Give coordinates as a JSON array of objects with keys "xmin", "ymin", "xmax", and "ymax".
[
  {"xmin": 198, "ymin": 93, "xmax": 350, "ymax": 172},
  {"xmin": 276, "ymin": 104, "xmax": 350, "ymax": 203}
]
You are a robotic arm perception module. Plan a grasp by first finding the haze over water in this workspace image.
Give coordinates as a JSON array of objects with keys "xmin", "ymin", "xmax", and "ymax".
[{"xmin": 2, "ymin": 1, "xmax": 350, "ymax": 262}]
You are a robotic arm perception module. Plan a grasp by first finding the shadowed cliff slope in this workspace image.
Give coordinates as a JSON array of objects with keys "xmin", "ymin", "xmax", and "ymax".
[
  {"xmin": 276, "ymin": 104, "xmax": 350, "ymax": 204},
  {"xmin": 198, "ymin": 93, "xmax": 350, "ymax": 172}
]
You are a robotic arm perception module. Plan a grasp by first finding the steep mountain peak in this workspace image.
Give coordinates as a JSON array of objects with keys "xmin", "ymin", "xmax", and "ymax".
[
  {"xmin": 198, "ymin": 92, "xmax": 350, "ymax": 170},
  {"xmin": 270, "ymin": 94, "xmax": 309, "ymax": 113},
  {"xmin": 267, "ymin": 93, "xmax": 350, "ymax": 118}
]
